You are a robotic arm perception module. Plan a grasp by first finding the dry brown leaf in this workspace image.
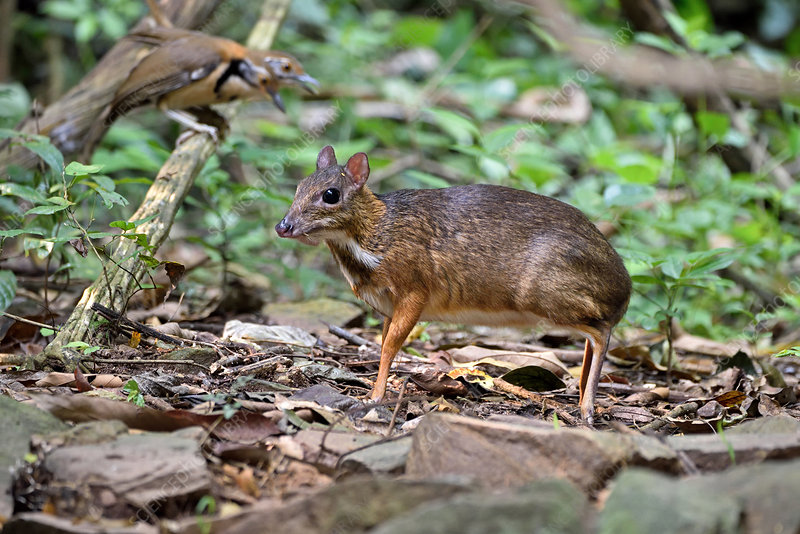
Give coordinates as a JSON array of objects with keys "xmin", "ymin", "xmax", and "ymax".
[
  {"xmin": 448, "ymin": 346, "xmax": 570, "ymax": 377},
  {"xmin": 673, "ymin": 333, "xmax": 749, "ymax": 358},
  {"xmin": 715, "ymin": 390, "xmax": 747, "ymax": 408},
  {"xmin": 89, "ymin": 375, "xmax": 124, "ymax": 388},
  {"xmin": 608, "ymin": 345, "xmax": 666, "ymax": 371},
  {"xmin": 680, "ymin": 355, "xmax": 718, "ymax": 375},
  {"xmin": 224, "ymin": 465, "xmax": 261, "ymax": 499},
  {"xmin": 35, "ymin": 372, "xmax": 79, "ymax": 387},
  {"xmin": 74, "ymin": 368, "xmax": 92, "ymax": 392},
  {"xmin": 129, "ymin": 331, "xmax": 141, "ymax": 348},
  {"xmin": 412, "ymin": 369, "xmax": 469, "ymax": 397},
  {"xmin": 757, "ymin": 394, "xmax": 782, "ymax": 417},
  {"xmin": 430, "ymin": 396, "xmax": 460, "ymax": 413},
  {"xmin": 27, "ymin": 393, "xmax": 281, "ymax": 440}
]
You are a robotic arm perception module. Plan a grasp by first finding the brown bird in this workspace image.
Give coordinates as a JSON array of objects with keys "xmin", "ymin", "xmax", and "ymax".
[
  {"xmin": 82, "ymin": 27, "xmax": 317, "ymax": 158},
  {"xmin": 125, "ymin": 26, "xmax": 319, "ymax": 114}
]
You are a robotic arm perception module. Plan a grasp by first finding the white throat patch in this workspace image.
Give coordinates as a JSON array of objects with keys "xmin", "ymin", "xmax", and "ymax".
[
  {"xmin": 328, "ymin": 236, "xmax": 382, "ymax": 270},
  {"xmin": 343, "ymin": 238, "xmax": 382, "ymax": 270}
]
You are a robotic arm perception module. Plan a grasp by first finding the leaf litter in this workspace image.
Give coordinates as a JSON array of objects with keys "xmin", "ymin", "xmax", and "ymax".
[{"xmin": 0, "ymin": 298, "xmax": 799, "ymax": 533}]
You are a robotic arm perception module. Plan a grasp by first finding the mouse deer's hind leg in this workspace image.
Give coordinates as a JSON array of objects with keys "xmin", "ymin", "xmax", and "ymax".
[{"xmin": 578, "ymin": 329, "xmax": 611, "ymax": 425}]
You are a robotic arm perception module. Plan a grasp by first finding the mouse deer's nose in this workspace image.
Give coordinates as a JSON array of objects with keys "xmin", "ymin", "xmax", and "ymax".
[{"xmin": 275, "ymin": 218, "xmax": 293, "ymax": 237}]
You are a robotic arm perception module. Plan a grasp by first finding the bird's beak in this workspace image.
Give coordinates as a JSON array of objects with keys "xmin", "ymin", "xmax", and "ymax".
[
  {"xmin": 269, "ymin": 89, "xmax": 286, "ymax": 113},
  {"xmin": 292, "ymin": 74, "xmax": 319, "ymax": 94}
]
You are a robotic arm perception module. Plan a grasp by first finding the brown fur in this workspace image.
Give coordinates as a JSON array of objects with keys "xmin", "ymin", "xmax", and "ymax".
[{"xmin": 276, "ymin": 146, "xmax": 631, "ymax": 423}]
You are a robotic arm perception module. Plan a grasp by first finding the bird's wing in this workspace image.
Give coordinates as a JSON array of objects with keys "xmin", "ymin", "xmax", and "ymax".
[{"xmin": 109, "ymin": 36, "xmax": 238, "ymax": 121}]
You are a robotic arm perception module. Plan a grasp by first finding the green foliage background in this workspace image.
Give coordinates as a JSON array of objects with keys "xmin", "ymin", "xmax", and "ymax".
[{"xmin": 1, "ymin": 0, "xmax": 799, "ymax": 354}]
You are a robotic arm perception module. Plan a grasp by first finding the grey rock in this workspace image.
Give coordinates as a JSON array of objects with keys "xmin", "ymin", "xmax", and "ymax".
[
  {"xmin": 0, "ymin": 395, "xmax": 68, "ymax": 519},
  {"xmin": 369, "ymin": 479, "xmax": 588, "ymax": 534},
  {"xmin": 406, "ymin": 413, "xmax": 679, "ymax": 492},
  {"xmin": 599, "ymin": 458, "xmax": 800, "ymax": 534}
]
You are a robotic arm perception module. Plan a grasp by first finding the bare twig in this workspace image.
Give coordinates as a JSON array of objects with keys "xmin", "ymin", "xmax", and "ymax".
[
  {"xmin": 386, "ymin": 377, "xmax": 410, "ymax": 436},
  {"xmin": 87, "ymin": 357, "xmax": 211, "ymax": 372},
  {"xmin": 493, "ymin": 377, "xmax": 578, "ymax": 425},
  {"xmin": 641, "ymin": 401, "xmax": 700, "ymax": 433},
  {"xmin": 0, "ymin": 312, "xmax": 60, "ymax": 332},
  {"xmin": 328, "ymin": 324, "xmax": 377, "ymax": 348},
  {"xmin": 91, "ymin": 303, "xmax": 186, "ymax": 347}
]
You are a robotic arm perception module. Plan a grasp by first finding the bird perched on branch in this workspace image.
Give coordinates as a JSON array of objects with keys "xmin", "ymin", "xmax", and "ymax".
[{"xmin": 82, "ymin": 25, "xmax": 318, "ymax": 159}]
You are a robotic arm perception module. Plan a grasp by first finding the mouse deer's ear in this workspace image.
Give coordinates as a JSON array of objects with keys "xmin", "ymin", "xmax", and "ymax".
[
  {"xmin": 316, "ymin": 146, "xmax": 337, "ymax": 170},
  {"xmin": 344, "ymin": 153, "xmax": 370, "ymax": 189}
]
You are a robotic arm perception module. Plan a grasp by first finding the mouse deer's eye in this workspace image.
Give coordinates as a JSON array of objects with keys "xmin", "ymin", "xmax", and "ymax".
[
  {"xmin": 322, "ymin": 188, "xmax": 340, "ymax": 204},
  {"xmin": 282, "ymin": 63, "xmax": 292, "ymax": 73}
]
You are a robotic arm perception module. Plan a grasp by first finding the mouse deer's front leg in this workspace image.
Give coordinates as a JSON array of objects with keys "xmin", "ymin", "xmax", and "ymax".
[{"xmin": 369, "ymin": 293, "xmax": 425, "ymax": 401}]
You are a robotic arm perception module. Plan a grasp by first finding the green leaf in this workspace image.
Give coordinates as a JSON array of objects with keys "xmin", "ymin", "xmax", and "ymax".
[
  {"xmin": 123, "ymin": 379, "xmax": 146, "ymax": 406},
  {"xmin": 685, "ymin": 249, "xmax": 735, "ymax": 276},
  {"xmin": 482, "ymin": 124, "xmax": 536, "ymax": 153},
  {"xmin": 391, "ymin": 16, "xmax": 441, "ymax": 47},
  {"xmin": 696, "ymin": 111, "xmax": 730, "ymax": 139},
  {"xmin": 603, "ymin": 183, "xmax": 655, "ymax": 207},
  {"xmin": 130, "ymin": 213, "xmax": 158, "ymax": 226},
  {"xmin": 95, "ymin": 187, "xmax": 128, "ymax": 209},
  {"xmin": 91, "ymin": 175, "xmax": 115, "ymax": 191},
  {"xmin": 139, "ymin": 254, "xmax": 161, "ymax": 269},
  {"xmin": 0, "ymin": 229, "xmax": 44, "ymax": 238},
  {"xmin": 40, "ymin": 327, "xmax": 56, "ymax": 336},
  {"xmin": 660, "ymin": 256, "xmax": 684, "ymax": 279},
  {"xmin": 634, "ymin": 32, "xmax": 685, "ymax": 55},
  {"xmin": 97, "ymin": 9, "xmax": 127, "ymax": 40},
  {"xmin": 25, "ymin": 204, "xmax": 70, "ymax": 215},
  {"xmin": 74, "ymin": 15, "xmax": 98, "ymax": 43},
  {"xmin": 591, "ymin": 148, "xmax": 662, "ymax": 184},
  {"xmin": 86, "ymin": 231, "xmax": 119, "ymax": 239},
  {"xmin": 0, "ymin": 182, "xmax": 47, "ymax": 204},
  {"xmin": 775, "ymin": 347, "xmax": 800, "ymax": 358},
  {"xmin": 42, "ymin": 0, "xmax": 84, "ymax": 19},
  {"xmin": 45, "ymin": 196, "xmax": 73, "ymax": 206},
  {"xmin": 22, "ymin": 138, "xmax": 64, "ymax": 174},
  {"xmin": 65, "ymin": 341, "xmax": 102, "ymax": 355},
  {"xmin": 631, "ymin": 274, "xmax": 662, "ymax": 285},
  {"xmin": 427, "ymin": 108, "xmax": 480, "ymax": 145},
  {"xmin": 404, "ymin": 169, "xmax": 450, "ymax": 189},
  {"xmin": 65, "ymin": 161, "xmax": 104, "ymax": 176},
  {"xmin": 0, "ymin": 270, "xmax": 17, "ymax": 313},
  {"xmin": 663, "ymin": 11, "xmax": 689, "ymax": 40},
  {"xmin": 110, "ymin": 220, "xmax": 136, "ymax": 231}
]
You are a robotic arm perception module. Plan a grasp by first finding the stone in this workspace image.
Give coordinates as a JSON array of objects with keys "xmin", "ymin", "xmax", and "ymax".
[
  {"xmin": 599, "ymin": 458, "xmax": 800, "ymax": 534},
  {"xmin": 666, "ymin": 432, "xmax": 800, "ymax": 471},
  {"xmin": 262, "ymin": 298, "xmax": 363, "ymax": 334},
  {"xmin": 370, "ymin": 479, "xmax": 588, "ymax": 534},
  {"xmin": 0, "ymin": 395, "xmax": 68, "ymax": 520},
  {"xmin": 163, "ymin": 478, "xmax": 469, "ymax": 534},
  {"xmin": 41, "ymin": 432, "xmax": 210, "ymax": 519},
  {"xmin": 406, "ymin": 413, "xmax": 679, "ymax": 492}
]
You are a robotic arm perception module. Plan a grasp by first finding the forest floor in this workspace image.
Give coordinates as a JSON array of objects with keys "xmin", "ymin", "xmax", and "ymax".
[{"xmin": 1, "ymin": 288, "xmax": 799, "ymax": 534}]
